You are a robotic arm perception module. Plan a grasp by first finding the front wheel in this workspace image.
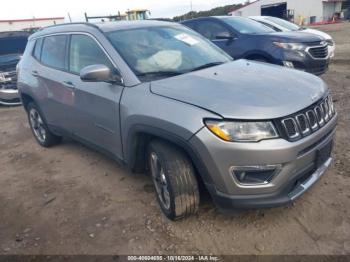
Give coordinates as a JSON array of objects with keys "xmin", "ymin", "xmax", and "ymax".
[
  {"xmin": 148, "ymin": 140, "xmax": 200, "ymax": 220},
  {"xmin": 27, "ymin": 102, "xmax": 62, "ymax": 147}
]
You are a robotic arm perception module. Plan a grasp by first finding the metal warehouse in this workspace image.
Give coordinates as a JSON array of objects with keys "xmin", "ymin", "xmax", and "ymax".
[{"xmin": 229, "ymin": 0, "xmax": 348, "ymax": 25}]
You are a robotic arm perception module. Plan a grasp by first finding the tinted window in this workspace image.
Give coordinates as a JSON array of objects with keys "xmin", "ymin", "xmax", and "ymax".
[
  {"xmin": 221, "ymin": 17, "xmax": 275, "ymax": 34},
  {"xmin": 33, "ymin": 38, "xmax": 43, "ymax": 60},
  {"xmin": 41, "ymin": 35, "xmax": 67, "ymax": 70},
  {"xmin": 69, "ymin": 34, "xmax": 113, "ymax": 74},
  {"xmin": 0, "ymin": 36, "xmax": 28, "ymax": 55},
  {"xmin": 265, "ymin": 17, "xmax": 301, "ymax": 31},
  {"xmin": 257, "ymin": 20, "xmax": 281, "ymax": 32},
  {"xmin": 107, "ymin": 26, "xmax": 232, "ymax": 81},
  {"xmin": 195, "ymin": 21, "xmax": 230, "ymax": 40}
]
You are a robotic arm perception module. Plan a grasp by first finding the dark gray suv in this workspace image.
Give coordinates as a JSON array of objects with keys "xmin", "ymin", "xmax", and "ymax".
[{"xmin": 17, "ymin": 21, "xmax": 337, "ymax": 220}]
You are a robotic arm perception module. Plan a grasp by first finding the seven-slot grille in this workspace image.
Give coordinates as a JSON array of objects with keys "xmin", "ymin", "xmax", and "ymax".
[
  {"xmin": 0, "ymin": 70, "xmax": 17, "ymax": 90},
  {"xmin": 308, "ymin": 44, "xmax": 328, "ymax": 59},
  {"xmin": 276, "ymin": 95, "xmax": 335, "ymax": 142}
]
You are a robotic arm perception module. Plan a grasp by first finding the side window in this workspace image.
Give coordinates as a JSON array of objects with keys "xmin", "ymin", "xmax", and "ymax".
[
  {"xmin": 41, "ymin": 35, "xmax": 68, "ymax": 70},
  {"xmin": 196, "ymin": 21, "xmax": 230, "ymax": 40},
  {"xmin": 33, "ymin": 38, "xmax": 43, "ymax": 60},
  {"xmin": 69, "ymin": 34, "xmax": 113, "ymax": 74},
  {"xmin": 182, "ymin": 21, "xmax": 196, "ymax": 30},
  {"xmin": 260, "ymin": 21, "xmax": 281, "ymax": 32}
]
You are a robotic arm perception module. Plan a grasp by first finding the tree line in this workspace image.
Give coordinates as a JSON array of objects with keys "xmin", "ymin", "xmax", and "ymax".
[{"xmin": 173, "ymin": 4, "xmax": 243, "ymax": 22}]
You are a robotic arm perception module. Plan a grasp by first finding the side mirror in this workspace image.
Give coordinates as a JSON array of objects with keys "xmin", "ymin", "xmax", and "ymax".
[
  {"xmin": 80, "ymin": 64, "xmax": 122, "ymax": 84},
  {"xmin": 215, "ymin": 32, "xmax": 234, "ymax": 40}
]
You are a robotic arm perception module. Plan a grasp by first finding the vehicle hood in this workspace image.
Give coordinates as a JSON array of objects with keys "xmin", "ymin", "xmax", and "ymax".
[
  {"xmin": 263, "ymin": 31, "xmax": 324, "ymax": 43},
  {"xmin": 0, "ymin": 54, "xmax": 21, "ymax": 71},
  {"xmin": 150, "ymin": 60, "xmax": 327, "ymax": 120},
  {"xmin": 303, "ymin": 28, "xmax": 332, "ymax": 41}
]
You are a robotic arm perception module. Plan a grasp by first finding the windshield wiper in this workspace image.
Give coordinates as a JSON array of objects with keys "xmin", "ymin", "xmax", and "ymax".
[
  {"xmin": 188, "ymin": 62, "xmax": 224, "ymax": 72},
  {"xmin": 136, "ymin": 71, "xmax": 183, "ymax": 78}
]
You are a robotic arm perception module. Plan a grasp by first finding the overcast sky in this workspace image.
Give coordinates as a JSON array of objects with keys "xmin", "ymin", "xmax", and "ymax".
[{"xmin": 1, "ymin": 0, "xmax": 244, "ymax": 21}]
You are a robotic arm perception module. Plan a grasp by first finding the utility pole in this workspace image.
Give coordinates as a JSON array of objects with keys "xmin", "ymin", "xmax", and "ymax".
[{"xmin": 190, "ymin": 1, "xmax": 193, "ymax": 19}]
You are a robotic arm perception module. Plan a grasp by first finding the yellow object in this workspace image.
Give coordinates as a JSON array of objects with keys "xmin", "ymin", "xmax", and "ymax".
[{"xmin": 207, "ymin": 123, "xmax": 232, "ymax": 141}]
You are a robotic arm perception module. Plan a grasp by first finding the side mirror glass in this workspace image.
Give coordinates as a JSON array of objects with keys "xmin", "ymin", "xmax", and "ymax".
[{"xmin": 80, "ymin": 64, "xmax": 122, "ymax": 84}]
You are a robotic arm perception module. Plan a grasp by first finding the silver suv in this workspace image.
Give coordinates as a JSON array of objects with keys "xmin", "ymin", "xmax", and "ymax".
[{"xmin": 17, "ymin": 21, "xmax": 337, "ymax": 220}]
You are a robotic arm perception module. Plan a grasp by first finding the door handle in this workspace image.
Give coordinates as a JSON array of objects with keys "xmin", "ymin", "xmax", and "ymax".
[
  {"xmin": 62, "ymin": 81, "xmax": 76, "ymax": 90},
  {"xmin": 32, "ymin": 70, "xmax": 39, "ymax": 77}
]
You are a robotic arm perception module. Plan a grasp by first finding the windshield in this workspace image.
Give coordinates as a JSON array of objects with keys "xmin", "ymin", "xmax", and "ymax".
[
  {"xmin": 264, "ymin": 17, "xmax": 301, "ymax": 31},
  {"xmin": 221, "ymin": 17, "xmax": 275, "ymax": 34},
  {"xmin": 0, "ymin": 37, "xmax": 28, "ymax": 56},
  {"xmin": 107, "ymin": 25, "xmax": 232, "ymax": 81}
]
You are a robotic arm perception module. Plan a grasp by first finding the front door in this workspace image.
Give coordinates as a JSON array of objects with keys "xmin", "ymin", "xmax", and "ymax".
[
  {"xmin": 64, "ymin": 34, "xmax": 124, "ymax": 159},
  {"xmin": 194, "ymin": 19, "xmax": 238, "ymax": 58}
]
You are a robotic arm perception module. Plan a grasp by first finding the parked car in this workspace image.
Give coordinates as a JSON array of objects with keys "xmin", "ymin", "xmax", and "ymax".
[
  {"xmin": 0, "ymin": 31, "xmax": 30, "ymax": 105},
  {"xmin": 250, "ymin": 16, "xmax": 335, "ymax": 58},
  {"xmin": 182, "ymin": 16, "xmax": 330, "ymax": 75},
  {"xmin": 18, "ymin": 21, "xmax": 337, "ymax": 220}
]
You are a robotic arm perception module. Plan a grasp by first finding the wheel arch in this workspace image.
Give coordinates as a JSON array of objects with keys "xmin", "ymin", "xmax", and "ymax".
[
  {"xmin": 20, "ymin": 92, "xmax": 36, "ymax": 111},
  {"xmin": 243, "ymin": 51, "xmax": 274, "ymax": 63},
  {"xmin": 125, "ymin": 124, "xmax": 214, "ymax": 187}
]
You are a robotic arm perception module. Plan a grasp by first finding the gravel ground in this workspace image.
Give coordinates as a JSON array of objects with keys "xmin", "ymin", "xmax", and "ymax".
[{"xmin": 0, "ymin": 22, "xmax": 349, "ymax": 256}]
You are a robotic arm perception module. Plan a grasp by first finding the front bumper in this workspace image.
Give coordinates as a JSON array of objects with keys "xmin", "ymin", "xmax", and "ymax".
[
  {"xmin": 274, "ymin": 49, "xmax": 330, "ymax": 75},
  {"xmin": 206, "ymin": 157, "xmax": 332, "ymax": 210},
  {"xmin": 189, "ymin": 114, "xmax": 337, "ymax": 210},
  {"xmin": 0, "ymin": 88, "xmax": 21, "ymax": 105}
]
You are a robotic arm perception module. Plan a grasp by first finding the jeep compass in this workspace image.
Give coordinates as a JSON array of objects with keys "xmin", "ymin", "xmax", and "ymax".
[{"xmin": 17, "ymin": 21, "xmax": 337, "ymax": 220}]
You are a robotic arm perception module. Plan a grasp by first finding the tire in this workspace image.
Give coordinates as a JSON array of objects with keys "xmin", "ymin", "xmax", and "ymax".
[
  {"xmin": 27, "ymin": 102, "xmax": 62, "ymax": 147},
  {"xmin": 148, "ymin": 140, "xmax": 200, "ymax": 220}
]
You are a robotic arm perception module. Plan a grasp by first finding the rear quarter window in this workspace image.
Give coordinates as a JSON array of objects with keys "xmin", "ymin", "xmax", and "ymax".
[
  {"xmin": 33, "ymin": 38, "xmax": 43, "ymax": 60},
  {"xmin": 41, "ymin": 35, "xmax": 68, "ymax": 70}
]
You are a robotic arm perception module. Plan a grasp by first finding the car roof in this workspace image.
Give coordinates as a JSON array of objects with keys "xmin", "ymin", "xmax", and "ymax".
[
  {"xmin": 249, "ymin": 16, "xmax": 269, "ymax": 20},
  {"xmin": 29, "ymin": 20, "xmax": 178, "ymax": 39},
  {"xmin": 182, "ymin": 16, "xmax": 248, "ymax": 23}
]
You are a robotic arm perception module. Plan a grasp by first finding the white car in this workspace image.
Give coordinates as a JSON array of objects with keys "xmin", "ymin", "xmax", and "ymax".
[{"xmin": 250, "ymin": 16, "xmax": 335, "ymax": 58}]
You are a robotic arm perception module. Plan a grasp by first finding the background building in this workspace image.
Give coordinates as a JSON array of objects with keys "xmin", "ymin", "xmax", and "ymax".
[
  {"xmin": 84, "ymin": 9, "xmax": 149, "ymax": 22},
  {"xmin": 0, "ymin": 17, "xmax": 64, "ymax": 32},
  {"xmin": 126, "ymin": 9, "xmax": 150, "ymax": 20},
  {"xmin": 229, "ymin": 0, "xmax": 347, "ymax": 25}
]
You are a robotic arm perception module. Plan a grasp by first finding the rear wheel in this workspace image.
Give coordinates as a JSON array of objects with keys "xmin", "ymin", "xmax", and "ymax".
[
  {"xmin": 148, "ymin": 140, "xmax": 200, "ymax": 220},
  {"xmin": 27, "ymin": 102, "xmax": 62, "ymax": 147}
]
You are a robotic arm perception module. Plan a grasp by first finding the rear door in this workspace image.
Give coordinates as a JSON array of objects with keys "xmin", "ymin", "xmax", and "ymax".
[
  {"xmin": 64, "ymin": 34, "xmax": 124, "ymax": 158},
  {"xmin": 37, "ymin": 34, "xmax": 75, "ymax": 131}
]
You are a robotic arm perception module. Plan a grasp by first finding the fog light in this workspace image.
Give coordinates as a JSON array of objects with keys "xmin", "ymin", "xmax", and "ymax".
[
  {"xmin": 230, "ymin": 165, "xmax": 282, "ymax": 185},
  {"xmin": 283, "ymin": 61, "xmax": 294, "ymax": 68}
]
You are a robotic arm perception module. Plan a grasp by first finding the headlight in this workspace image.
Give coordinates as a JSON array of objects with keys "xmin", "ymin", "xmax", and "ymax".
[
  {"xmin": 273, "ymin": 42, "xmax": 307, "ymax": 51},
  {"xmin": 205, "ymin": 120, "xmax": 278, "ymax": 142},
  {"xmin": 326, "ymin": 39, "xmax": 334, "ymax": 46}
]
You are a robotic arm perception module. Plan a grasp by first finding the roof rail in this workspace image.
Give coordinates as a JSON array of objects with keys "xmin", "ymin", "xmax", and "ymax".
[{"xmin": 39, "ymin": 22, "xmax": 100, "ymax": 31}]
